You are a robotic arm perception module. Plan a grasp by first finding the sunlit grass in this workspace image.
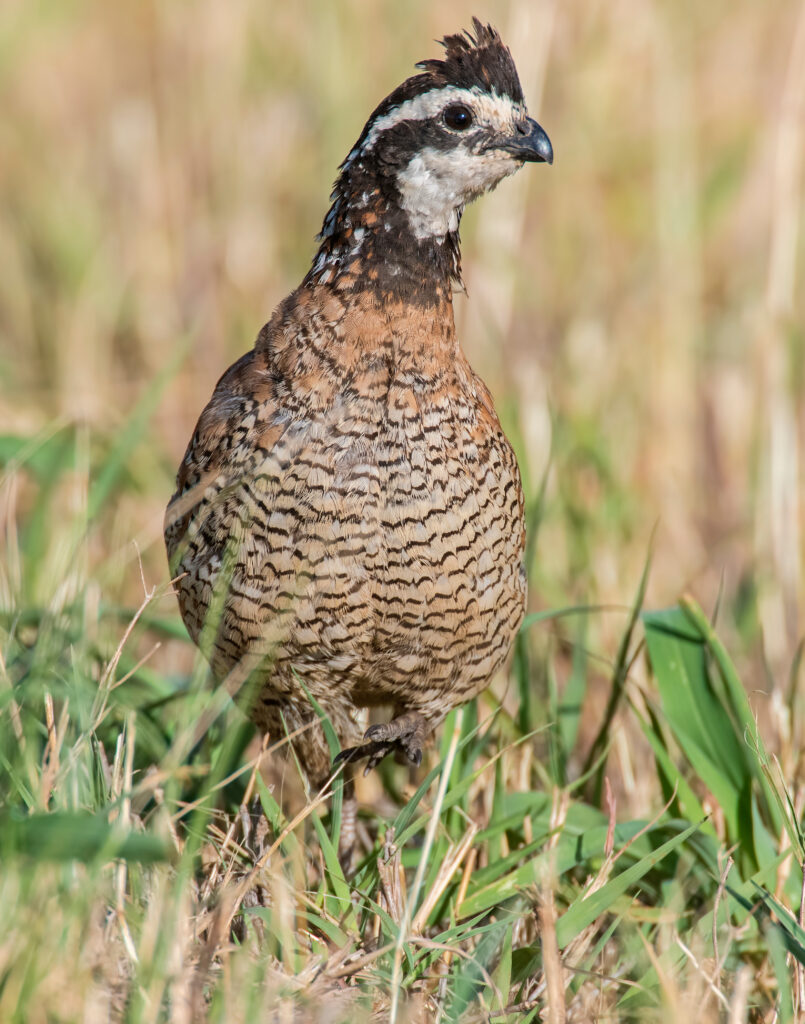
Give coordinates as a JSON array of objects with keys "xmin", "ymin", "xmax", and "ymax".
[
  {"xmin": 2, "ymin": 473, "xmax": 803, "ymax": 1020},
  {"xmin": 1, "ymin": 0, "xmax": 804, "ymax": 1020}
]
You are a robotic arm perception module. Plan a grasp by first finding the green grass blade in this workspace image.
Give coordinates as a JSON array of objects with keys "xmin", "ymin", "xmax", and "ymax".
[
  {"xmin": 2, "ymin": 810, "xmax": 172, "ymax": 863},
  {"xmin": 555, "ymin": 818, "xmax": 703, "ymax": 949},
  {"xmin": 584, "ymin": 546, "xmax": 651, "ymax": 792}
]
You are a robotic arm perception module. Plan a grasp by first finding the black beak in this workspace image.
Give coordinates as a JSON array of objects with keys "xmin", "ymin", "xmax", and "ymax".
[{"xmin": 500, "ymin": 118, "xmax": 553, "ymax": 164}]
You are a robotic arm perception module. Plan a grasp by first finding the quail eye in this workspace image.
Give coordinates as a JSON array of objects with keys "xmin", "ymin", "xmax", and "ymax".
[{"xmin": 442, "ymin": 104, "xmax": 473, "ymax": 131}]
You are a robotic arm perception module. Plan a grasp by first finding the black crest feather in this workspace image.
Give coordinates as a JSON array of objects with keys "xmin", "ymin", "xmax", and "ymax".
[
  {"xmin": 354, "ymin": 19, "xmax": 524, "ymax": 144},
  {"xmin": 416, "ymin": 18, "xmax": 524, "ymax": 103}
]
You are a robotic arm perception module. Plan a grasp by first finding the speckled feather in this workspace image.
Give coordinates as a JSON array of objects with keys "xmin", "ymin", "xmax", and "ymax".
[{"xmin": 165, "ymin": 21, "xmax": 544, "ymax": 790}]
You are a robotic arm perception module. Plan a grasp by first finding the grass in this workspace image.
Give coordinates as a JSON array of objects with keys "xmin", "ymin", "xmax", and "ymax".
[
  {"xmin": 2, "ymin": 493, "xmax": 804, "ymax": 1022},
  {"xmin": 2, "ymin": 0, "xmax": 805, "ymax": 1020}
]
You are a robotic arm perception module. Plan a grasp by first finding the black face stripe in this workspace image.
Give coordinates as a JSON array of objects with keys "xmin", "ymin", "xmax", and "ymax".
[{"xmin": 368, "ymin": 117, "xmax": 482, "ymax": 163}]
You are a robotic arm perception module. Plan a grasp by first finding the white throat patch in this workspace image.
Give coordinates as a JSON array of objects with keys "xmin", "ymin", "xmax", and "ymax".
[{"xmin": 395, "ymin": 145, "xmax": 518, "ymax": 240}]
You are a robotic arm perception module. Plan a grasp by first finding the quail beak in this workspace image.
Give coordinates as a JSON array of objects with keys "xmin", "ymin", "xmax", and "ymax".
[{"xmin": 497, "ymin": 117, "xmax": 553, "ymax": 164}]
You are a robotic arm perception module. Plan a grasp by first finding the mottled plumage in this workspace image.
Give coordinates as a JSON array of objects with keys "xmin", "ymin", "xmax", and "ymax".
[{"xmin": 165, "ymin": 19, "xmax": 552, "ymax": 798}]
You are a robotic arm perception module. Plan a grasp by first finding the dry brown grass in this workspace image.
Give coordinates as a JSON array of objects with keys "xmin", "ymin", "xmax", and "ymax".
[
  {"xmin": 1, "ymin": 1, "xmax": 804, "ymax": 1021},
  {"xmin": 3, "ymin": 0, "xmax": 803, "ymax": 669}
]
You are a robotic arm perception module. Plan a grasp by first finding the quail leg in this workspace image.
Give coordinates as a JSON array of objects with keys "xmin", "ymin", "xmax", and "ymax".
[
  {"xmin": 334, "ymin": 710, "xmax": 428, "ymax": 775},
  {"xmin": 337, "ymin": 767, "xmax": 358, "ymax": 872}
]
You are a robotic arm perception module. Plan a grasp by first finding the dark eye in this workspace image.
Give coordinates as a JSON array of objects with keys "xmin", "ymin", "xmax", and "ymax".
[{"xmin": 442, "ymin": 104, "xmax": 473, "ymax": 131}]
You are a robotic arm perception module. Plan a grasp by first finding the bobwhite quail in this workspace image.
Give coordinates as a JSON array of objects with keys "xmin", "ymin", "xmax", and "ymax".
[{"xmin": 165, "ymin": 20, "xmax": 552, "ymax": 801}]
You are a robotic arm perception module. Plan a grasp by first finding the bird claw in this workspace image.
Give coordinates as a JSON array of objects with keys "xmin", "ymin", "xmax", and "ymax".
[
  {"xmin": 333, "ymin": 712, "xmax": 427, "ymax": 774},
  {"xmin": 333, "ymin": 740, "xmax": 387, "ymax": 768}
]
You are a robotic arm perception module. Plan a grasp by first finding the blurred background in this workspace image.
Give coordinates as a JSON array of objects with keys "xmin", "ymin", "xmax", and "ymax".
[{"xmin": 1, "ymin": 0, "xmax": 803, "ymax": 771}]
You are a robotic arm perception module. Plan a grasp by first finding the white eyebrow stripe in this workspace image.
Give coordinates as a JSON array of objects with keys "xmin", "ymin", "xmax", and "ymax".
[{"xmin": 344, "ymin": 86, "xmax": 525, "ymax": 168}]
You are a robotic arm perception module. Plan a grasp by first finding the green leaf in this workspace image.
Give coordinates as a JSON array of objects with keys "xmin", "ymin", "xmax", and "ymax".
[
  {"xmin": 644, "ymin": 600, "xmax": 785, "ymax": 875},
  {"xmin": 584, "ymin": 547, "xmax": 651, "ymax": 793},
  {"xmin": 88, "ymin": 340, "xmax": 187, "ymax": 520},
  {"xmin": 680, "ymin": 596, "xmax": 785, "ymax": 838},
  {"xmin": 555, "ymin": 818, "xmax": 703, "ymax": 949},
  {"xmin": 2, "ymin": 810, "xmax": 172, "ymax": 863},
  {"xmin": 294, "ymin": 676, "xmax": 344, "ymax": 848},
  {"xmin": 753, "ymin": 885, "xmax": 805, "ymax": 968},
  {"xmin": 0, "ymin": 426, "xmax": 78, "ymax": 481},
  {"xmin": 302, "ymin": 908, "xmax": 349, "ymax": 948},
  {"xmin": 633, "ymin": 699, "xmax": 712, "ymax": 832},
  {"xmin": 311, "ymin": 812, "xmax": 358, "ymax": 932},
  {"xmin": 519, "ymin": 603, "xmax": 610, "ymax": 633},
  {"xmin": 254, "ymin": 773, "xmax": 303, "ymax": 863},
  {"xmin": 644, "ymin": 606, "xmax": 755, "ymax": 850},
  {"xmin": 493, "ymin": 925, "xmax": 513, "ymax": 1018},
  {"xmin": 459, "ymin": 814, "xmax": 656, "ymax": 920},
  {"xmin": 766, "ymin": 920, "xmax": 795, "ymax": 1023}
]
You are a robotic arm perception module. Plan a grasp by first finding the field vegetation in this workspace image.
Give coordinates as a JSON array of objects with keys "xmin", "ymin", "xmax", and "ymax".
[{"xmin": 1, "ymin": 0, "xmax": 804, "ymax": 1020}]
